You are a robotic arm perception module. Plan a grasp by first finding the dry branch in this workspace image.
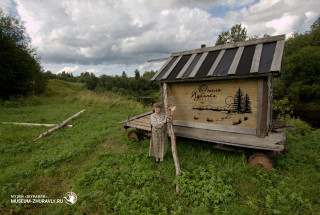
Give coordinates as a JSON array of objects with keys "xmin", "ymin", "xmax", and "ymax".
[
  {"xmin": 33, "ymin": 109, "xmax": 86, "ymax": 142},
  {"xmin": 1, "ymin": 122, "xmax": 73, "ymax": 127},
  {"xmin": 163, "ymin": 83, "xmax": 181, "ymax": 193}
]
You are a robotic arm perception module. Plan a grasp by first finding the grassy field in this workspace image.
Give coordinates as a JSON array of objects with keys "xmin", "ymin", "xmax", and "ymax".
[{"xmin": 0, "ymin": 79, "xmax": 319, "ymax": 214}]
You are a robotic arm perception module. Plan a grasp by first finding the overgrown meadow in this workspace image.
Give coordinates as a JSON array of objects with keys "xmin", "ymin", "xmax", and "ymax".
[{"xmin": 0, "ymin": 79, "xmax": 319, "ymax": 214}]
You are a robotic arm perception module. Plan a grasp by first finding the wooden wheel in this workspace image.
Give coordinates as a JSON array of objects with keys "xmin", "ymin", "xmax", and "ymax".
[
  {"xmin": 128, "ymin": 130, "xmax": 139, "ymax": 140},
  {"xmin": 249, "ymin": 153, "xmax": 275, "ymax": 171}
]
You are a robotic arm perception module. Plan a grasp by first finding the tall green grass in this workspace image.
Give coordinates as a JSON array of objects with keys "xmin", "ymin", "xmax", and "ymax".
[{"xmin": 0, "ymin": 79, "xmax": 319, "ymax": 214}]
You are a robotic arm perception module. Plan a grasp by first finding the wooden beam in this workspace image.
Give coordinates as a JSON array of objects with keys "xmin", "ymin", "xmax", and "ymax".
[
  {"xmin": 176, "ymin": 53, "xmax": 196, "ymax": 79},
  {"xmin": 174, "ymin": 125, "xmax": 285, "ymax": 151},
  {"xmin": 228, "ymin": 46, "xmax": 244, "ymax": 75},
  {"xmin": 256, "ymin": 79, "xmax": 263, "ymax": 137},
  {"xmin": 128, "ymin": 120, "xmax": 149, "ymax": 127},
  {"xmin": 189, "ymin": 52, "xmax": 208, "ymax": 78},
  {"xmin": 267, "ymin": 74, "xmax": 273, "ymax": 131},
  {"xmin": 259, "ymin": 79, "xmax": 268, "ymax": 137},
  {"xmin": 163, "ymin": 83, "xmax": 182, "ymax": 193},
  {"xmin": 173, "ymin": 120, "xmax": 256, "ymax": 135},
  {"xmin": 151, "ymin": 57, "xmax": 173, "ymax": 81},
  {"xmin": 125, "ymin": 124, "xmax": 151, "ymax": 131},
  {"xmin": 250, "ymin": 44, "xmax": 263, "ymax": 73},
  {"xmin": 207, "ymin": 50, "xmax": 225, "ymax": 76},
  {"xmin": 1, "ymin": 122, "xmax": 73, "ymax": 127},
  {"xmin": 118, "ymin": 111, "xmax": 153, "ymax": 125},
  {"xmin": 156, "ymin": 72, "xmax": 277, "ymax": 83},
  {"xmin": 171, "ymin": 35, "xmax": 285, "ymax": 57},
  {"xmin": 147, "ymin": 57, "xmax": 169, "ymax": 63},
  {"xmin": 33, "ymin": 109, "xmax": 86, "ymax": 141}
]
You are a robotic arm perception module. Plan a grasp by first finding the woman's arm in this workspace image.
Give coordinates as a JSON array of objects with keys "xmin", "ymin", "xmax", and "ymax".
[{"xmin": 150, "ymin": 114, "xmax": 166, "ymax": 129}]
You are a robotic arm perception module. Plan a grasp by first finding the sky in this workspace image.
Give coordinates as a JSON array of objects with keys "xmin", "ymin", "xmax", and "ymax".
[{"xmin": 1, "ymin": 0, "xmax": 319, "ymax": 77}]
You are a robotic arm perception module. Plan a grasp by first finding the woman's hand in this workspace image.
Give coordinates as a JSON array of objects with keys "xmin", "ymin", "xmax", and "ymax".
[{"xmin": 165, "ymin": 116, "xmax": 172, "ymax": 122}]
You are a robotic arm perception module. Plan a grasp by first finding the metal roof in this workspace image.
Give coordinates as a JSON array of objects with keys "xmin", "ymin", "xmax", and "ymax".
[{"xmin": 151, "ymin": 35, "xmax": 285, "ymax": 82}]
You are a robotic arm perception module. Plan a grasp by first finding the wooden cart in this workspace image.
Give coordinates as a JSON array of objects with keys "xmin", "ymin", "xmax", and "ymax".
[{"xmin": 119, "ymin": 35, "xmax": 287, "ymax": 170}]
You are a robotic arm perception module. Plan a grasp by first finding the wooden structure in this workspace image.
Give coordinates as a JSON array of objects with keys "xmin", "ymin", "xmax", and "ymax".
[
  {"xmin": 134, "ymin": 95, "xmax": 156, "ymax": 106},
  {"xmin": 119, "ymin": 35, "xmax": 286, "ymax": 170}
]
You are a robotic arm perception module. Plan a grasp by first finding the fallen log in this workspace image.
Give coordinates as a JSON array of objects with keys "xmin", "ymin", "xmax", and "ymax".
[
  {"xmin": 163, "ymin": 83, "xmax": 181, "ymax": 193},
  {"xmin": 1, "ymin": 122, "xmax": 73, "ymax": 127},
  {"xmin": 33, "ymin": 109, "xmax": 86, "ymax": 142}
]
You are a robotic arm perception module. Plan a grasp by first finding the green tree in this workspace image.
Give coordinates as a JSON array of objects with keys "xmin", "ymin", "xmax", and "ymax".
[
  {"xmin": 142, "ymin": 70, "xmax": 157, "ymax": 80},
  {"xmin": 56, "ymin": 71, "xmax": 77, "ymax": 82},
  {"xmin": 273, "ymin": 17, "xmax": 320, "ymax": 108},
  {"xmin": 248, "ymin": 34, "xmax": 271, "ymax": 41},
  {"xmin": 121, "ymin": 71, "xmax": 127, "ymax": 79},
  {"xmin": 134, "ymin": 69, "xmax": 140, "ymax": 79},
  {"xmin": 0, "ymin": 9, "xmax": 46, "ymax": 98},
  {"xmin": 215, "ymin": 24, "xmax": 247, "ymax": 45},
  {"xmin": 44, "ymin": 70, "xmax": 57, "ymax": 79},
  {"xmin": 79, "ymin": 72, "xmax": 98, "ymax": 90}
]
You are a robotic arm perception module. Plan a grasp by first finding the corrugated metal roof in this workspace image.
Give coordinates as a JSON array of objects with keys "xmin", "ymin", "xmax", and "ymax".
[{"xmin": 151, "ymin": 35, "xmax": 285, "ymax": 82}]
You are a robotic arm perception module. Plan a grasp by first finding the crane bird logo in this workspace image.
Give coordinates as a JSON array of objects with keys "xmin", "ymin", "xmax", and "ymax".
[{"xmin": 64, "ymin": 192, "xmax": 77, "ymax": 205}]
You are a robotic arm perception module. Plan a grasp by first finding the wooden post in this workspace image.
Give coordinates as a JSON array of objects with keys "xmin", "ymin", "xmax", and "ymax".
[
  {"xmin": 163, "ymin": 83, "xmax": 182, "ymax": 193},
  {"xmin": 33, "ymin": 109, "xmax": 86, "ymax": 142}
]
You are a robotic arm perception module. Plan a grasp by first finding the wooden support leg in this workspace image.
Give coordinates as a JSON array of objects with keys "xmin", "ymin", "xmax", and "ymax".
[{"xmin": 163, "ymin": 83, "xmax": 182, "ymax": 193}]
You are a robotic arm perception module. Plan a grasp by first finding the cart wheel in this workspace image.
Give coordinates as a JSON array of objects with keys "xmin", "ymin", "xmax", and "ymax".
[
  {"xmin": 249, "ymin": 153, "xmax": 275, "ymax": 171},
  {"xmin": 128, "ymin": 130, "xmax": 139, "ymax": 140}
]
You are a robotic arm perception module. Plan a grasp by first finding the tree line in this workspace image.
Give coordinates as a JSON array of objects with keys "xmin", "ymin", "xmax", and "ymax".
[
  {"xmin": 44, "ymin": 69, "xmax": 160, "ymax": 97},
  {"xmin": 273, "ymin": 18, "xmax": 320, "ymax": 110},
  {"xmin": 0, "ymin": 9, "xmax": 46, "ymax": 99}
]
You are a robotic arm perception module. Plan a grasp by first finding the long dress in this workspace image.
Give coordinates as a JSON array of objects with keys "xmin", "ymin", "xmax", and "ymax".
[{"xmin": 149, "ymin": 112, "xmax": 168, "ymax": 161}]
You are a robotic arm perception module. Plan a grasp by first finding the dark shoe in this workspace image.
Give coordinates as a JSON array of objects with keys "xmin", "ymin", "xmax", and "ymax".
[{"xmin": 154, "ymin": 162, "xmax": 159, "ymax": 167}]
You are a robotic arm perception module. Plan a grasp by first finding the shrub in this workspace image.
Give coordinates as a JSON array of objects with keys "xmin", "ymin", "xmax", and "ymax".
[{"xmin": 176, "ymin": 166, "xmax": 235, "ymax": 213}]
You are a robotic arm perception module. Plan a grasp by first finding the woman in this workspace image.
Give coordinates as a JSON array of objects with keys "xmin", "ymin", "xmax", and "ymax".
[{"xmin": 149, "ymin": 103, "xmax": 168, "ymax": 167}]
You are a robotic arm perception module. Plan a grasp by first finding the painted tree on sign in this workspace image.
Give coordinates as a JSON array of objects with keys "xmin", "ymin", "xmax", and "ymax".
[
  {"xmin": 232, "ymin": 88, "xmax": 252, "ymax": 114},
  {"xmin": 232, "ymin": 88, "xmax": 244, "ymax": 113},
  {"xmin": 243, "ymin": 93, "xmax": 252, "ymax": 113}
]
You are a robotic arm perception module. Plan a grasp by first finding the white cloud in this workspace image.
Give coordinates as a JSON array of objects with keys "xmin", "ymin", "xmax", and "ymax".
[
  {"xmin": 86, "ymin": 69, "xmax": 100, "ymax": 74},
  {"xmin": 1, "ymin": 0, "xmax": 319, "ymax": 75},
  {"xmin": 217, "ymin": 0, "xmax": 255, "ymax": 7},
  {"xmin": 138, "ymin": 61, "xmax": 164, "ymax": 72},
  {"xmin": 236, "ymin": 0, "xmax": 320, "ymax": 37},
  {"xmin": 0, "ymin": 0, "xmax": 13, "ymax": 10},
  {"xmin": 266, "ymin": 15, "xmax": 299, "ymax": 36},
  {"xmin": 12, "ymin": 0, "xmax": 229, "ymax": 67},
  {"xmin": 57, "ymin": 66, "xmax": 79, "ymax": 74}
]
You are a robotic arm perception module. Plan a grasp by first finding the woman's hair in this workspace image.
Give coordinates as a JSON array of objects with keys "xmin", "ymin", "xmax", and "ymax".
[{"xmin": 152, "ymin": 103, "xmax": 162, "ymax": 112}]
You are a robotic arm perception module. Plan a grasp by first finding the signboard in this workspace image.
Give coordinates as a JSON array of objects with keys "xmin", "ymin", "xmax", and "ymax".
[{"xmin": 167, "ymin": 79, "xmax": 258, "ymax": 131}]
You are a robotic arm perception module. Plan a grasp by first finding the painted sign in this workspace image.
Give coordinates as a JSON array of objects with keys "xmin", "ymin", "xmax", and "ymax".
[{"xmin": 167, "ymin": 79, "xmax": 258, "ymax": 128}]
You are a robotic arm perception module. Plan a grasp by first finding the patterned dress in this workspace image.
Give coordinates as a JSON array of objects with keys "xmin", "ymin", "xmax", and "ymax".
[{"xmin": 149, "ymin": 113, "xmax": 168, "ymax": 161}]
